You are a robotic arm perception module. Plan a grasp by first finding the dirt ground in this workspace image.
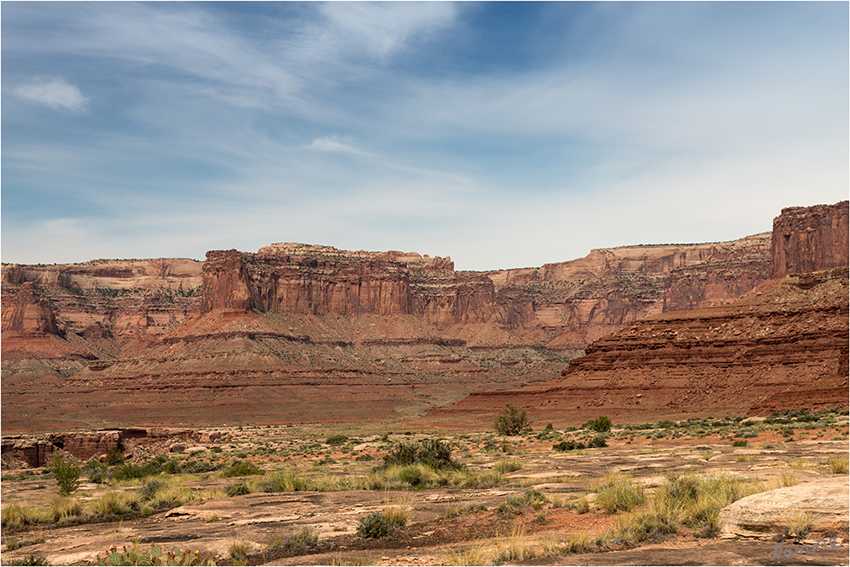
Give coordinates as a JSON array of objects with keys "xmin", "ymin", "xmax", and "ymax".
[{"xmin": 1, "ymin": 421, "xmax": 848, "ymax": 566}]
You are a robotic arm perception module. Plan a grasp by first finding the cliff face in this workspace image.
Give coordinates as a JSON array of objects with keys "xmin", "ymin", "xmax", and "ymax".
[
  {"xmin": 430, "ymin": 268, "xmax": 849, "ymax": 427},
  {"xmin": 485, "ymin": 233, "xmax": 772, "ymax": 351},
  {"xmin": 1, "ymin": 282, "xmax": 60, "ymax": 335},
  {"xmin": 1, "ymin": 259, "xmax": 203, "ymax": 346},
  {"xmin": 201, "ymin": 243, "xmax": 497, "ymax": 326},
  {"xmin": 772, "ymin": 201, "xmax": 849, "ymax": 278}
]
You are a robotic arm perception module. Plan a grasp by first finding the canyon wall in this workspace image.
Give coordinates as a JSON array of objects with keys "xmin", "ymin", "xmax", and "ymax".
[
  {"xmin": 1, "ymin": 258, "xmax": 203, "ymax": 346},
  {"xmin": 772, "ymin": 201, "xmax": 849, "ymax": 278},
  {"xmin": 201, "ymin": 244, "xmax": 498, "ymax": 326}
]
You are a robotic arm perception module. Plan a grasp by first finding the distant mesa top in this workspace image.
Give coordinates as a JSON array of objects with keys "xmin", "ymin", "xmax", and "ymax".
[{"xmin": 256, "ymin": 242, "xmax": 454, "ymax": 271}]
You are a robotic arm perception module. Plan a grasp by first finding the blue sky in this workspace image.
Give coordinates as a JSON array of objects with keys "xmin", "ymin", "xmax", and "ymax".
[{"xmin": 2, "ymin": 2, "xmax": 848, "ymax": 271}]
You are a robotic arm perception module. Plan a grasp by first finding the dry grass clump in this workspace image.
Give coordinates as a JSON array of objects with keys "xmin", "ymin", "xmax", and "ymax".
[
  {"xmin": 381, "ymin": 492, "xmax": 413, "ymax": 527},
  {"xmin": 446, "ymin": 541, "xmax": 489, "ymax": 566},
  {"xmin": 89, "ymin": 491, "xmax": 141, "ymax": 517},
  {"xmin": 1, "ymin": 503, "xmax": 50, "ymax": 530},
  {"xmin": 826, "ymin": 455, "xmax": 849, "ymax": 474},
  {"xmin": 493, "ymin": 459, "xmax": 523, "ymax": 474},
  {"xmin": 494, "ymin": 526, "xmax": 535, "ymax": 563},
  {"xmin": 783, "ymin": 508, "xmax": 815, "ymax": 539},
  {"xmin": 593, "ymin": 471, "xmax": 645, "ymax": 513},
  {"xmin": 49, "ymin": 497, "xmax": 84, "ymax": 524}
]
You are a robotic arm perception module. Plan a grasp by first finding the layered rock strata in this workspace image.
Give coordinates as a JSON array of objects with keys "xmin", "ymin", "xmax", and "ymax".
[
  {"xmin": 772, "ymin": 201, "xmax": 849, "ymax": 278},
  {"xmin": 430, "ymin": 269, "xmax": 849, "ymax": 427}
]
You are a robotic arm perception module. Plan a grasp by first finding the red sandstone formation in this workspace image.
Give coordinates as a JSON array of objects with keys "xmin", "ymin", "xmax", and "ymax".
[
  {"xmin": 2, "ymin": 202, "xmax": 845, "ymax": 434},
  {"xmin": 429, "ymin": 268, "xmax": 849, "ymax": 428},
  {"xmin": 772, "ymin": 201, "xmax": 849, "ymax": 278},
  {"xmin": 1, "ymin": 282, "xmax": 60, "ymax": 335},
  {"xmin": 429, "ymin": 201, "xmax": 850, "ymax": 427}
]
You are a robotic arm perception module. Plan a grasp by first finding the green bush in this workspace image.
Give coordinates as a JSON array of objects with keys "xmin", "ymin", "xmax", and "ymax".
[
  {"xmin": 553, "ymin": 439, "xmax": 585, "ymax": 452},
  {"xmin": 138, "ymin": 478, "xmax": 169, "ymax": 501},
  {"xmin": 83, "ymin": 461, "xmax": 108, "ymax": 484},
  {"xmin": 325, "ymin": 435, "xmax": 349, "ymax": 446},
  {"xmin": 381, "ymin": 439, "xmax": 461, "ymax": 470},
  {"xmin": 731, "ymin": 440, "xmax": 748, "ymax": 447},
  {"xmin": 356, "ymin": 511, "xmax": 402, "ymax": 539},
  {"xmin": 278, "ymin": 528, "xmax": 321, "ymax": 554},
  {"xmin": 588, "ymin": 435, "xmax": 608, "ymax": 448},
  {"xmin": 584, "ymin": 416, "xmax": 613, "ymax": 433},
  {"xmin": 105, "ymin": 445, "xmax": 126, "ymax": 466},
  {"xmin": 225, "ymin": 481, "xmax": 251, "ymax": 497},
  {"xmin": 220, "ymin": 460, "xmax": 263, "ymax": 478},
  {"xmin": 49, "ymin": 452, "xmax": 81, "ymax": 496},
  {"xmin": 495, "ymin": 404, "xmax": 532, "ymax": 436}
]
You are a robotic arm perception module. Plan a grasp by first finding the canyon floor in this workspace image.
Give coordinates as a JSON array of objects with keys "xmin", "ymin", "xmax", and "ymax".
[{"xmin": 2, "ymin": 412, "xmax": 848, "ymax": 566}]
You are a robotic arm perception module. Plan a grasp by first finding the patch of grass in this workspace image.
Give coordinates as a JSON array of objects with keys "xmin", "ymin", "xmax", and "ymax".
[
  {"xmin": 564, "ymin": 530, "xmax": 595, "ymax": 554},
  {"xmin": 275, "ymin": 527, "xmax": 321, "ymax": 554},
  {"xmin": 381, "ymin": 493, "xmax": 413, "ymax": 527},
  {"xmin": 494, "ymin": 526, "xmax": 535, "ymax": 563},
  {"xmin": 826, "ymin": 455, "xmax": 849, "ymax": 474},
  {"xmin": 3, "ymin": 554, "xmax": 49, "ymax": 566},
  {"xmin": 220, "ymin": 460, "xmax": 263, "ymax": 478},
  {"xmin": 594, "ymin": 471, "xmax": 645, "ymax": 513},
  {"xmin": 228, "ymin": 538, "xmax": 248, "ymax": 563},
  {"xmin": 493, "ymin": 459, "xmax": 523, "ymax": 474},
  {"xmin": 572, "ymin": 493, "xmax": 590, "ymax": 514},
  {"xmin": 89, "ymin": 491, "xmax": 141, "ymax": 517},
  {"xmin": 226, "ymin": 480, "xmax": 251, "ymax": 497},
  {"xmin": 783, "ymin": 508, "xmax": 814, "ymax": 540},
  {"xmin": 446, "ymin": 541, "xmax": 489, "ymax": 566},
  {"xmin": 4, "ymin": 533, "xmax": 47, "ymax": 551},
  {"xmin": 49, "ymin": 497, "xmax": 84, "ymax": 524}
]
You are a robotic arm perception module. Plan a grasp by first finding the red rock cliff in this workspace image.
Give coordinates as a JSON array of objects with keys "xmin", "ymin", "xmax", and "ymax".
[
  {"xmin": 772, "ymin": 201, "xmax": 849, "ymax": 278},
  {"xmin": 1, "ymin": 283, "xmax": 60, "ymax": 335},
  {"xmin": 201, "ymin": 244, "xmax": 497, "ymax": 325}
]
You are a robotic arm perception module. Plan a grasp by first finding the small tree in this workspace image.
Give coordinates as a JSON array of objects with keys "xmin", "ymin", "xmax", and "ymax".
[
  {"xmin": 49, "ymin": 452, "xmax": 81, "ymax": 496},
  {"xmin": 495, "ymin": 403, "xmax": 532, "ymax": 436},
  {"xmin": 585, "ymin": 415, "xmax": 613, "ymax": 433}
]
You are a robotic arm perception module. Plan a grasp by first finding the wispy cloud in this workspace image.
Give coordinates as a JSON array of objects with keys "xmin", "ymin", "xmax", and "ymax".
[
  {"xmin": 304, "ymin": 136, "xmax": 375, "ymax": 157},
  {"xmin": 13, "ymin": 79, "xmax": 88, "ymax": 111}
]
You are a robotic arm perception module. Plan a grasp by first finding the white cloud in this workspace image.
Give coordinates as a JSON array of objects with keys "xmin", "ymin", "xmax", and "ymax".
[
  {"xmin": 317, "ymin": 2, "xmax": 457, "ymax": 59},
  {"xmin": 13, "ymin": 79, "xmax": 88, "ymax": 111},
  {"xmin": 304, "ymin": 136, "xmax": 374, "ymax": 156}
]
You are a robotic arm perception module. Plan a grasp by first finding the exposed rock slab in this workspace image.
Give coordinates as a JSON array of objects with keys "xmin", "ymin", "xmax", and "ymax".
[{"xmin": 719, "ymin": 476, "xmax": 849, "ymax": 540}]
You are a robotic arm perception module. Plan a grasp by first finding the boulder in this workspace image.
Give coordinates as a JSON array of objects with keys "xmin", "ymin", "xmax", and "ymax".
[{"xmin": 719, "ymin": 476, "xmax": 849, "ymax": 540}]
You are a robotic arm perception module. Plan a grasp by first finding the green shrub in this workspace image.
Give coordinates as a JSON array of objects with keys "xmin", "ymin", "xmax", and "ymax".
[
  {"xmin": 584, "ymin": 416, "xmax": 613, "ymax": 433},
  {"xmin": 105, "ymin": 445, "xmax": 126, "ymax": 466},
  {"xmin": 220, "ymin": 460, "xmax": 263, "ymax": 478},
  {"xmin": 595, "ymin": 472, "xmax": 645, "ymax": 513},
  {"xmin": 381, "ymin": 439, "xmax": 461, "ymax": 470},
  {"xmin": 356, "ymin": 511, "xmax": 402, "ymax": 538},
  {"xmin": 731, "ymin": 440, "xmax": 748, "ymax": 447},
  {"xmin": 226, "ymin": 481, "xmax": 251, "ymax": 497},
  {"xmin": 138, "ymin": 478, "xmax": 169, "ymax": 501},
  {"xmin": 553, "ymin": 439, "xmax": 585, "ymax": 452},
  {"xmin": 494, "ymin": 459, "xmax": 523, "ymax": 474},
  {"xmin": 83, "ymin": 460, "xmax": 108, "ymax": 484},
  {"xmin": 495, "ymin": 404, "xmax": 532, "ymax": 436},
  {"xmin": 587, "ymin": 435, "xmax": 608, "ymax": 448},
  {"xmin": 325, "ymin": 435, "xmax": 349, "ymax": 446},
  {"xmin": 278, "ymin": 528, "xmax": 321, "ymax": 554},
  {"xmin": 49, "ymin": 452, "xmax": 81, "ymax": 496}
]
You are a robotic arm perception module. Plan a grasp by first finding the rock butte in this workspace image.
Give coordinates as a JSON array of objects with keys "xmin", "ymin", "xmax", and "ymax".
[{"xmin": 1, "ymin": 201, "xmax": 847, "ymax": 442}]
